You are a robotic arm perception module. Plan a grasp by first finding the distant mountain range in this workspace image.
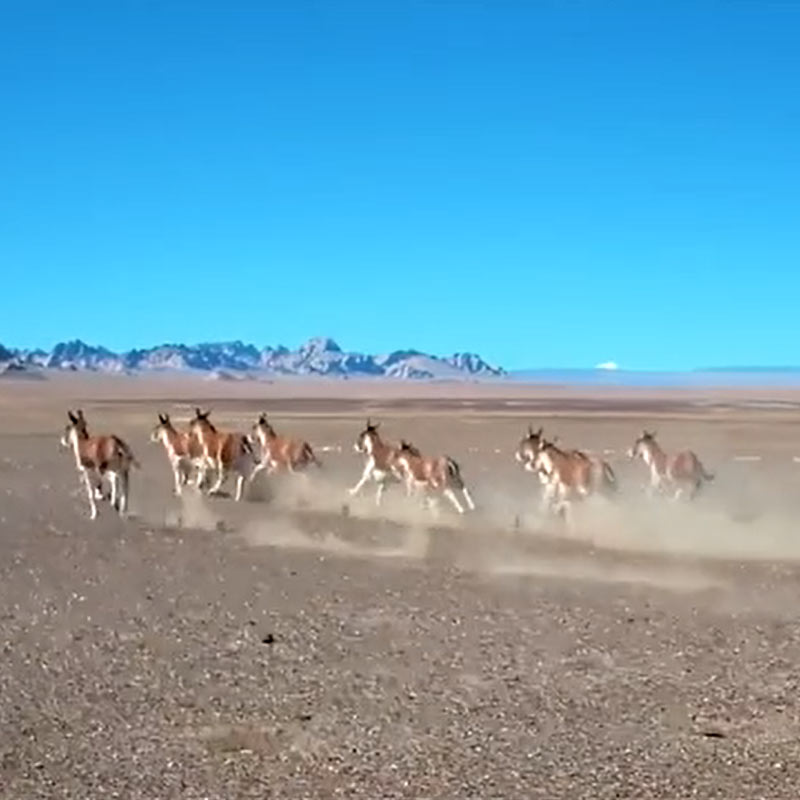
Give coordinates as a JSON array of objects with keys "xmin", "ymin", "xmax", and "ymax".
[{"xmin": 0, "ymin": 337, "xmax": 504, "ymax": 380}]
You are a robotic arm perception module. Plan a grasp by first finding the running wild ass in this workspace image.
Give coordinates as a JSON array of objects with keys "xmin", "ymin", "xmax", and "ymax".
[
  {"xmin": 249, "ymin": 413, "xmax": 321, "ymax": 484},
  {"xmin": 187, "ymin": 409, "xmax": 254, "ymax": 501},
  {"xmin": 395, "ymin": 440, "xmax": 476, "ymax": 514},
  {"xmin": 517, "ymin": 425, "xmax": 616, "ymax": 499},
  {"xmin": 150, "ymin": 412, "xmax": 207, "ymax": 495},
  {"xmin": 532, "ymin": 436, "xmax": 614, "ymax": 520},
  {"xmin": 60, "ymin": 409, "xmax": 138, "ymax": 519},
  {"xmin": 628, "ymin": 430, "xmax": 714, "ymax": 500},
  {"xmin": 349, "ymin": 420, "xmax": 404, "ymax": 505}
]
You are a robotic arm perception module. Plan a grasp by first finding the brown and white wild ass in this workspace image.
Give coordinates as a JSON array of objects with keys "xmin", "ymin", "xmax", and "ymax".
[
  {"xmin": 187, "ymin": 408, "xmax": 254, "ymax": 501},
  {"xmin": 349, "ymin": 420, "xmax": 404, "ymax": 506},
  {"xmin": 531, "ymin": 437, "xmax": 614, "ymax": 520},
  {"xmin": 628, "ymin": 430, "xmax": 714, "ymax": 500},
  {"xmin": 517, "ymin": 425, "xmax": 616, "ymax": 502},
  {"xmin": 394, "ymin": 440, "xmax": 476, "ymax": 514},
  {"xmin": 150, "ymin": 412, "xmax": 208, "ymax": 495},
  {"xmin": 60, "ymin": 409, "xmax": 138, "ymax": 519},
  {"xmin": 249, "ymin": 413, "xmax": 321, "ymax": 484}
]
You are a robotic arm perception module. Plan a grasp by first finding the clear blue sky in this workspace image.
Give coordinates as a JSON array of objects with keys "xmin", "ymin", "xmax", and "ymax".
[{"xmin": 2, "ymin": 1, "xmax": 798, "ymax": 370}]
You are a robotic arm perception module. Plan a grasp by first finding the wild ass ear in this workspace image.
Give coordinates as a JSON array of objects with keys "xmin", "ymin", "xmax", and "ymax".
[
  {"xmin": 67, "ymin": 410, "xmax": 78, "ymax": 424},
  {"xmin": 76, "ymin": 409, "xmax": 85, "ymax": 420},
  {"xmin": 536, "ymin": 426, "xmax": 543, "ymax": 437}
]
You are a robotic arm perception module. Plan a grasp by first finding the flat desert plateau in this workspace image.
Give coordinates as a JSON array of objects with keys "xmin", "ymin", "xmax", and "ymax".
[{"xmin": 3, "ymin": 374, "xmax": 800, "ymax": 799}]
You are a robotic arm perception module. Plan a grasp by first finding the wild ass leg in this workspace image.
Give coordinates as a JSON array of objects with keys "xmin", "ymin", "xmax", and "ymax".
[
  {"xmin": 248, "ymin": 460, "xmax": 268, "ymax": 485},
  {"xmin": 118, "ymin": 470, "xmax": 130, "ymax": 515},
  {"xmin": 172, "ymin": 462, "xmax": 183, "ymax": 496},
  {"xmin": 375, "ymin": 480, "xmax": 386, "ymax": 506},
  {"xmin": 196, "ymin": 460, "xmax": 214, "ymax": 491},
  {"xmin": 646, "ymin": 468, "xmax": 662, "ymax": 498},
  {"xmin": 349, "ymin": 462, "xmax": 373, "ymax": 496},
  {"xmin": 540, "ymin": 480, "xmax": 557, "ymax": 514},
  {"xmin": 443, "ymin": 487, "xmax": 465, "ymax": 514},
  {"xmin": 557, "ymin": 499, "xmax": 573, "ymax": 529},
  {"xmin": 81, "ymin": 468, "xmax": 99, "ymax": 520},
  {"xmin": 195, "ymin": 460, "xmax": 209, "ymax": 491},
  {"xmin": 461, "ymin": 486, "xmax": 476, "ymax": 512},
  {"xmin": 234, "ymin": 473, "xmax": 245, "ymax": 502},
  {"xmin": 209, "ymin": 464, "xmax": 228, "ymax": 495},
  {"xmin": 108, "ymin": 472, "xmax": 119, "ymax": 511}
]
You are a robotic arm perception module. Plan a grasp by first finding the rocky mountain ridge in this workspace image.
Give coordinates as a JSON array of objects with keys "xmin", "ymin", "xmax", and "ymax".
[{"xmin": 0, "ymin": 337, "xmax": 503, "ymax": 379}]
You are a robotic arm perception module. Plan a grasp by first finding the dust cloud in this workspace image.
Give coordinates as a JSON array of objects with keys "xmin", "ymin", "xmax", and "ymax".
[{"xmin": 230, "ymin": 458, "xmax": 800, "ymax": 596}]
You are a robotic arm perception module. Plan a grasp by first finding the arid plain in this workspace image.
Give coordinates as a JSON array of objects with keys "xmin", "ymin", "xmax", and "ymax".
[{"xmin": 3, "ymin": 373, "xmax": 800, "ymax": 799}]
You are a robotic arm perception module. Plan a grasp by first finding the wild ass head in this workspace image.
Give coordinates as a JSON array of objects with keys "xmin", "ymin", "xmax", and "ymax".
[
  {"xmin": 150, "ymin": 412, "xmax": 175, "ymax": 443},
  {"xmin": 188, "ymin": 407, "xmax": 215, "ymax": 440},
  {"xmin": 516, "ymin": 424, "xmax": 544, "ymax": 466},
  {"xmin": 398, "ymin": 439, "xmax": 422, "ymax": 458},
  {"xmin": 62, "ymin": 409, "xmax": 89, "ymax": 447},
  {"xmin": 354, "ymin": 418, "xmax": 381, "ymax": 454},
  {"xmin": 252, "ymin": 413, "xmax": 276, "ymax": 439},
  {"xmin": 628, "ymin": 430, "xmax": 658, "ymax": 460}
]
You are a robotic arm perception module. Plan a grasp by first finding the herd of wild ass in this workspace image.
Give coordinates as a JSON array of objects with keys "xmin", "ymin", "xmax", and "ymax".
[{"xmin": 60, "ymin": 409, "xmax": 716, "ymax": 523}]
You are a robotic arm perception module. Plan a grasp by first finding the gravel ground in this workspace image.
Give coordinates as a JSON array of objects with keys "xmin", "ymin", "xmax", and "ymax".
[{"xmin": 2, "ymin": 391, "xmax": 800, "ymax": 799}]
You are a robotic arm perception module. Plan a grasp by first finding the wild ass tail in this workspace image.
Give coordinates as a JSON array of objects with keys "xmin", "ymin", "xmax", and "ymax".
[
  {"xmin": 444, "ymin": 456, "xmax": 465, "ymax": 489},
  {"xmin": 601, "ymin": 461, "xmax": 618, "ymax": 492},
  {"xmin": 304, "ymin": 442, "xmax": 323, "ymax": 468},
  {"xmin": 115, "ymin": 436, "xmax": 140, "ymax": 469},
  {"xmin": 242, "ymin": 435, "xmax": 256, "ymax": 458}
]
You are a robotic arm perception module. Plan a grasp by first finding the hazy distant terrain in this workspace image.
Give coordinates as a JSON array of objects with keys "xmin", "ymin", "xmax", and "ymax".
[{"xmin": 509, "ymin": 367, "xmax": 800, "ymax": 387}]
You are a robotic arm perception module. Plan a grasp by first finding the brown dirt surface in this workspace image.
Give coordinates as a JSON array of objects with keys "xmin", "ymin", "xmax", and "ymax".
[{"xmin": 3, "ymin": 374, "xmax": 800, "ymax": 799}]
